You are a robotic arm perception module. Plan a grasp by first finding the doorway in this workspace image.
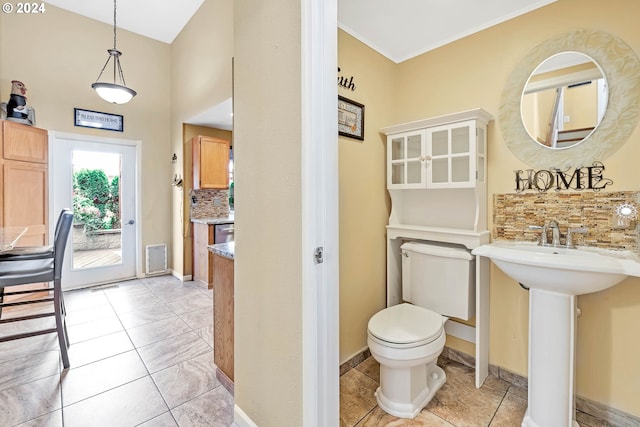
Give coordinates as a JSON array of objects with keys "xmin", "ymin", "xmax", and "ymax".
[{"xmin": 50, "ymin": 132, "xmax": 140, "ymax": 290}]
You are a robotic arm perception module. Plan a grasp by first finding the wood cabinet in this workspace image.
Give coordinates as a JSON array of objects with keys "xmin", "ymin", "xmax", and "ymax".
[
  {"xmin": 192, "ymin": 136, "xmax": 230, "ymax": 189},
  {"xmin": 193, "ymin": 222, "xmax": 214, "ymax": 288},
  {"xmin": 1, "ymin": 120, "xmax": 48, "ymax": 245},
  {"xmin": 213, "ymin": 252, "xmax": 234, "ymax": 393},
  {"xmin": 1, "ymin": 120, "xmax": 49, "ymax": 304},
  {"xmin": 385, "ymin": 110, "xmax": 491, "ymax": 189}
]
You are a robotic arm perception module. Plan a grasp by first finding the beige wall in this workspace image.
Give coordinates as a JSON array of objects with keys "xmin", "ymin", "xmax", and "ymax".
[
  {"xmin": 337, "ymin": 32, "xmax": 396, "ymax": 362},
  {"xmin": 170, "ymin": 0, "xmax": 233, "ymax": 276},
  {"xmin": 0, "ymin": 5, "xmax": 172, "ymax": 271},
  {"xmin": 233, "ymin": 0, "xmax": 303, "ymax": 425},
  {"xmin": 389, "ymin": 0, "xmax": 640, "ymax": 416}
]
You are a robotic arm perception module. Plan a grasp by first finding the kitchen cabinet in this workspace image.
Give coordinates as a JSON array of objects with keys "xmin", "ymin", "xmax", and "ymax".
[
  {"xmin": 385, "ymin": 110, "xmax": 491, "ymax": 189},
  {"xmin": 212, "ymin": 247, "xmax": 234, "ymax": 394},
  {"xmin": 192, "ymin": 136, "xmax": 230, "ymax": 189},
  {"xmin": 1, "ymin": 120, "xmax": 49, "ymax": 303},
  {"xmin": 1, "ymin": 120, "xmax": 48, "ymax": 245}
]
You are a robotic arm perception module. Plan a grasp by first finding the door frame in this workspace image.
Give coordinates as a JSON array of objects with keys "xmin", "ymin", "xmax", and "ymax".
[
  {"xmin": 48, "ymin": 131, "xmax": 143, "ymax": 283},
  {"xmin": 301, "ymin": 0, "xmax": 339, "ymax": 424}
]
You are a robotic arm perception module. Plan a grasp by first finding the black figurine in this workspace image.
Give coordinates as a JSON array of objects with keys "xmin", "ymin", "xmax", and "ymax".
[{"xmin": 1, "ymin": 80, "xmax": 35, "ymax": 125}]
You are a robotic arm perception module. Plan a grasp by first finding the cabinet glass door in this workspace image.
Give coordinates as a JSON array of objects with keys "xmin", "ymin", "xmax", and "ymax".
[
  {"xmin": 427, "ymin": 121, "xmax": 475, "ymax": 188},
  {"xmin": 388, "ymin": 132, "xmax": 425, "ymax": 188}
]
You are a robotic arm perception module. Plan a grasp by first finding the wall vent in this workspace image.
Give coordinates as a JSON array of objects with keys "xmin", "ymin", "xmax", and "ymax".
[{"xmin": 146, "ymin": 244, "xmax": 167, "ymax": 275}]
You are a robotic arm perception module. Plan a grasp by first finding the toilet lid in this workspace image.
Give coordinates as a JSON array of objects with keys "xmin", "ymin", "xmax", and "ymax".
[{"xmin": 368, "ymin": 303, "xmax": 444, "ymax": 345}]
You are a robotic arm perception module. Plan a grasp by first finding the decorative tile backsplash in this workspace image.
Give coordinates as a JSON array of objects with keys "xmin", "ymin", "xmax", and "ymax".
[
  {"xmin": 190, "ymin": 189, "xmax": 231, "ymax": 219},
  {"xmin": 493, "ymin": 191, "xmax": 639, "ymax": 253}
]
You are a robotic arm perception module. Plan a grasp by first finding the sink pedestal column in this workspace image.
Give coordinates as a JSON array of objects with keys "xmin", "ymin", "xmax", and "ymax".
[{"xmin": 522, "ymin": 289, "xmax": 579, "ymax": 427}]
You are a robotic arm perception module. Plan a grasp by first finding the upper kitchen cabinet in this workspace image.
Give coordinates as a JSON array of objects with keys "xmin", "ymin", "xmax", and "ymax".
[
  {"xmin": 0, "ymin": 120, "xmax": 48, "ymax": 245},
  {"xmin": 192, "ymin": 135, "xmax": 230, "ymax": 189},
  {"xmin": 383, "ymin": 109, "xmax": 493, "ymax": 190}
]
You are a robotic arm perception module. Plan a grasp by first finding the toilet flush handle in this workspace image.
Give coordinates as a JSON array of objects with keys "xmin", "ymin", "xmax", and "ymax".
[{"xmin": 401, "ymin": 251, "xmax": 409, "ymax": 257}]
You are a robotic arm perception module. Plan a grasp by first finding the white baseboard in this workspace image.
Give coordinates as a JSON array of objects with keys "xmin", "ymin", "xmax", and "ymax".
[
  {"xmin": 233, "ymin": 405, "xmax": 258, "ymax": 427},
  {"xmin": 169, "ymin": 269, "xmax": 192, "ymax": 282}
]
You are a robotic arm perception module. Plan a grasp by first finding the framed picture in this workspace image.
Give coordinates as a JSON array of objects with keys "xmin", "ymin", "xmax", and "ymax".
[
  {"xmin": 338, "ymin": 95, "xmax": 364, "ymax": 140},
  {"xmin": 74, "ymin": 108, "xmax": 124, "ymax": 132}
]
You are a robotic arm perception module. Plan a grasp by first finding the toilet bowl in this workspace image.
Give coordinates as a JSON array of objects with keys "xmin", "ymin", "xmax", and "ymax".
[
  {"xmin": 368, "ymin": 241, "xmax": 475, "ymax": 418},
  {"xmin": 367, "ymin": 303, "xmax": 447, "ymax": 419}
]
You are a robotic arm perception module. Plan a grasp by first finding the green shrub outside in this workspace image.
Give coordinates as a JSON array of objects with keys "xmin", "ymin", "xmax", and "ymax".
[{"xmin": 73, "ymin": 169, "xmax": 120, "ymax": 232}]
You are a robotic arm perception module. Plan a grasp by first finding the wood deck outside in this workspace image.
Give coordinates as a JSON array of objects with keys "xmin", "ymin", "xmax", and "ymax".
[{"xmin": 73, "ymin": 248, "xmax": 122, "ymax": 269}]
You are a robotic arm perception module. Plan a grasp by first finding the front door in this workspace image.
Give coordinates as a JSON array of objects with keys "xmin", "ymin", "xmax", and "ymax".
[{"xmin": 51, "ymin": 133, "xmax": 138, "ymax": 290}]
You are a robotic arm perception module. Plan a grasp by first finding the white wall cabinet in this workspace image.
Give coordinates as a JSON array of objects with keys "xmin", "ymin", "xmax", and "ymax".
[{"xmin": 386, "ymin": 111, "xmax": 490, "ymax": 190}]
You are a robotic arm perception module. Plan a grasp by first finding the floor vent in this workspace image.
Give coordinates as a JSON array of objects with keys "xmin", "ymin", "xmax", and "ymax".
[{"xmin": 146, "ymin": 244, "xmax": 167, "ymax": 275}]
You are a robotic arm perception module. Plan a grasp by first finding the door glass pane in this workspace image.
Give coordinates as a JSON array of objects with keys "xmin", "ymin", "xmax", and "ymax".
[
  {"xmin": 431, "ymin": 158, "xmax": 448, "ymax": 183},
  {"xmin": 407, "ymin": 160, "xmax": 422, "ymax": 184},
  {"xmin": 431, "ymin": 130, "xmax": 448, "ymax": 156},
  {"xmin": 72, "ymin": 151, "xmax": 122, "ymax": 269},
  {"xmin": 391, "ymin": 163, "xmax": 405, "ymax": 184},
  {"xmin": 391, "ymin": 137, "xmax": 404, "ymax": 160},
  {"xmin": 407, "ymin": 134, "xmax": 422, "ymax": 158},
  {"xmin": 452, "ymin": 126, "xmax": 470, "ymax": 154},
  {"xmin": 452, "ymin": 156, "xmax": 470, "ymax": 182}
]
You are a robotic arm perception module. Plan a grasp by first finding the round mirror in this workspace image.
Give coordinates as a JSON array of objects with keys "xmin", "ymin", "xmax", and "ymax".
[
  {"xmin": 521, "ymin": 52, "xmax": 607, "ymax": 150},
  {"xmin": 500, "ymin": 29, "xmax": 640, "ymax": 169}
]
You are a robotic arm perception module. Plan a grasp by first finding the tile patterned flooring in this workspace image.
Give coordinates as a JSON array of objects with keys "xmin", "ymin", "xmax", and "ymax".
[
  {"xmin": 340, "ymin": 355, "xmax": 620, "ymax": 427},
  {"xmin": 0, "ymin": 276, "xmax": 233, "ymax": 427},
  {"xmin": 1, "ymin": 275, "xmax": 623, "ymax": 426}
]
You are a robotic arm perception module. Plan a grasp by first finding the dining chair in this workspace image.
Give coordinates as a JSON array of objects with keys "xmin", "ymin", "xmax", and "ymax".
[
  {"xmin": 0, "ymin": 210, "xmax": 74, "ymax": 368},
  {"xmin": 0, "ymin": 209, "xmax": 70, "ymax": 318}
]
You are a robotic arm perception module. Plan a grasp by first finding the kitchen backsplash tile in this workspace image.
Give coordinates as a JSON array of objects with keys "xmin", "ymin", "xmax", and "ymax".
[
  {"xmin": 493, "ymin": 191, "xmax": 639, "ymax": 253},
  {"xmin": 190, "ymin": 189, "xmax": 230, "ymax": 219}
]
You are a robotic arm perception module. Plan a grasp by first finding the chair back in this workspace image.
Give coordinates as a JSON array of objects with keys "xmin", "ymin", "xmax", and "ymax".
[{"xmin": 53, "ymin": 210, "xmax": 74, "ymax": 280}]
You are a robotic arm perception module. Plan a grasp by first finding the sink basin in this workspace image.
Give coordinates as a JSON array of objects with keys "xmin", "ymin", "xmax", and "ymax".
[
  {"xmin": 472, "ymin": 241, "xmax": 640, "ymax": 295},
  {"xmin": 473, "ymin": 241, "xmax": 640, "ymax": 426}
]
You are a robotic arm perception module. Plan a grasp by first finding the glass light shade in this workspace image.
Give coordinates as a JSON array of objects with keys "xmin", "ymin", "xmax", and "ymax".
[{"xmin": 92, "ymin": 82, "xmax": 136, "ymax": 104}]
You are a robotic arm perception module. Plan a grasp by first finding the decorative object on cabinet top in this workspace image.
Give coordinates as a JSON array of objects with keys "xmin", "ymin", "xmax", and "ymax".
[
  {"xmin": 208, "ymin": 242, "xmax": 234, "ymax": 260},
  {"xmin": 1, "ymin": 80, "xmax": 36, "ymax": 125}
]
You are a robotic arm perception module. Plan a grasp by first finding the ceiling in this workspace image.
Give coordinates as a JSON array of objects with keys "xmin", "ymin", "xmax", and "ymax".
[{"xmin": 47, "ymin": 0, "xmax": 556, "ymax": 128}]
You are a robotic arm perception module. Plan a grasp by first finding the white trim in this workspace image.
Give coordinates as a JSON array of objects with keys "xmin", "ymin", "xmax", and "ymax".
[
  {"xmin": 233, "ymin": 405, "xmax": 259, "ymax": 427},
  {"xmin": 444, "ymin": 320, "xmax": 476, "ymax": 344},
  {"xmin": 301, "ymin": 0, "xmax": 339, "ymax": 425}
]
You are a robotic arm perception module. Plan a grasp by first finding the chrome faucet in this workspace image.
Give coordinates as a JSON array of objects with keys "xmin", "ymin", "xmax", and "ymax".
[
  {"xmin": 548, "ymin": 220, "xmax": 560, "ymax": 246},
  {"xmin": 566, "ymin": 227, "xmax": 588, "ymax": 248},
  {"xmin": 528, "ymin": 224, "xmax": 548, "ymax": 246}
]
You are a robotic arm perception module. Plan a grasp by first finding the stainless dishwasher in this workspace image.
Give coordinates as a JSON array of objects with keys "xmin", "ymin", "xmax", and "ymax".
[{"xmin": 214, "ymin": 223, "xmax": 234, "ymax": 243}]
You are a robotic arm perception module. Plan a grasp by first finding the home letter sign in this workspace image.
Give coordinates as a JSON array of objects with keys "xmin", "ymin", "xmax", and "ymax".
[{"xmin": 514, "ymin": 162, "xmax": 613, "ymax": 192}]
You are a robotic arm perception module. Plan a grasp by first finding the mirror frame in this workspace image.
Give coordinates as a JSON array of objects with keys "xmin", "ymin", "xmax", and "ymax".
[{"xmin": 500, "ymin": 29, "xmax": 640, "ymax": 169}]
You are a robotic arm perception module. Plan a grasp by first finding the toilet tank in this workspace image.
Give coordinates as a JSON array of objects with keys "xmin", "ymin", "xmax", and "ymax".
[{"xmin": 401, "ymin": 241, "xmax": 475, "ymax": 320}]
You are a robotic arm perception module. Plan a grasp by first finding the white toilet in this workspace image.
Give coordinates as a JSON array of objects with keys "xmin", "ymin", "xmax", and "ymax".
[{"xmin": 367, "ymin": 241, "xmax": 475, "ymax": 419}]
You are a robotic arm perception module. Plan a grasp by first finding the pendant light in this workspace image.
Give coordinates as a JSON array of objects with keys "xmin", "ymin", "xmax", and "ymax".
[{"xmin": 92, "ymin": 0, "xmax": 137, "ymax": 104}]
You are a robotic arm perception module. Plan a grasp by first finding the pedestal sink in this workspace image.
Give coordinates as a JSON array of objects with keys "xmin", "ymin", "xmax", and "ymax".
[{"xmin": 472, "ymin": 241, "xmax": 640, "ymax": 427}]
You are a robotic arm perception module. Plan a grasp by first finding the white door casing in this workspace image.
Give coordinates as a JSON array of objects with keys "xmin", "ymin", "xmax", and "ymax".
[{"xmin": 49, "ymin": 132, "xmax": 142, "ymax": 290}]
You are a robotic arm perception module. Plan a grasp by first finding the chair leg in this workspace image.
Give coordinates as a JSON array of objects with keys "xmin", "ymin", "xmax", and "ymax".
[
  {"xmin": 53, "ymin": 279, "xmax": 70, "ymax": 369},
  {"xmin": 0, "ymin": 286, "xmax": 4, "ymax": 319}
]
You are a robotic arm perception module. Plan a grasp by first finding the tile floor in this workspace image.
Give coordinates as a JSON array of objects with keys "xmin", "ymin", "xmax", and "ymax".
[
  {"xmin": 340, "ymin": 356, "xmax": 618, "ymax": 427},
  {"xmin": 0, "ymin": 275, "xmax": 234, "ymax": 427}
]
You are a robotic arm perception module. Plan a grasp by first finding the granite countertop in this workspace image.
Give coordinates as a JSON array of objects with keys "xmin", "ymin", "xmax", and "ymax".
[
  {"xmin": 191, "ymin": 214, "xmax": 234, "ymax": 225},
  {"xmin": 208, "ymin": 242, "xmax": 234, "ymax": 260}
]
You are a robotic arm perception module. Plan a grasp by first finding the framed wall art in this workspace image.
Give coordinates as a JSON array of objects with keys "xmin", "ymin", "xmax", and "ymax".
[{"xmin": 338, "ymin": 95, "xmax": 364, "ymax": 140}]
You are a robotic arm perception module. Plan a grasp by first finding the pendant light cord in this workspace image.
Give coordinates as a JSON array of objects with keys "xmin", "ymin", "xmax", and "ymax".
[{"xmin": 113, "ymin": 0, "xmax": 117, "ymax": 50}]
